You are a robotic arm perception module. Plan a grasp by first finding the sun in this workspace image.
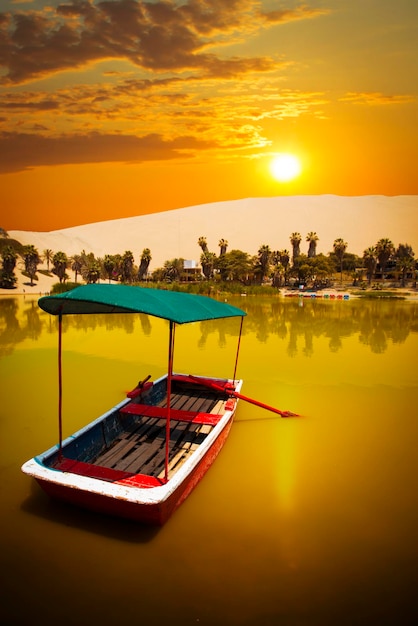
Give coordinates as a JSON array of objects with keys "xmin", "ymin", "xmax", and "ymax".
[{"xmin": 270, "ymin": 154, "xmax": 302, "ymax": 182}]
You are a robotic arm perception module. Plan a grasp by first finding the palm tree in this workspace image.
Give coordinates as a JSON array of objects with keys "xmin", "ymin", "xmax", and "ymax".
[
  {"xmin": 0, "ymin": 245, "xmax": 17, "ymax": 288},
  {"xmin": 103, "ymin": 254, "xmax": 116, "ymax": 283},
  {"xmin": 138, "ymin": 248, "xmax": 152, "ymax": 281},
  {"xmin": 71, "ymin": 254, "xmax": 83, "ymax": 283},
  {"xmin": 255, "ymin": 244, "xmax": 271, "ymax": 284},
  {"xmin": 363, "ymin": 247, "xmax": 377, "ymax": 285},
  {"xmin": 395, "ymin": 243, "xmax": 415, "ymax": 287},
  {"xmin": 22, "ymin": 244, "xmax": 41, "ymax": 286},
  {"xmin": 376, "ymin": 238, "xmax": 395, "ymax": 281},
  {"xmin": 163, "ymin": 258, "xmax": 184, "ymax": 282},
  {"xmin": 43, "ymin": 249, "xmax": 53, "ymax": 271},
  {"xmin": 333, "ymin": 238, "xmax": 347, "ymax": 283},
  {"xmin": 85, "ymin": 261, "xmax": 101, "ymax": 284},
  {"xmin": 271, "ymin": 262, "xmax": 285, "ymax": 288},
  {"xmin": 200, "ymin": 251, "xmax": 216, "ymax": 280},
  {"xmin": 280, "ymin": 249, "xmax": 291, "ymax": 285},
  {"xmin": 218, "ymin": 239, "xmax": 228, "ymax": 256},
  {"xmin": 120, "ymin": 250, "xmax": 134, "ymax": 283},
  {"xmin": 306, "ymin": 232, "xmax": 319, "ymax": 258},
  {"xmin": 197, "ymin": 237, "xmax": 208, "ymax": 254},
  {"xmin": 52, "ymin": 251, "xmax": 69, "ymax": 283},
  {"xmin": 290, "ymin": 233, "xmax": 302, "ymax": 262}
]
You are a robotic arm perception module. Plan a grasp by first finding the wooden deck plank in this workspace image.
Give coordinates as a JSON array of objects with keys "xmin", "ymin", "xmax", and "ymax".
[
  {"xmin": 95, "ymin": 417, "xmax": 157, "ymax": 466},
  {"xmin": 156, "ymin": 423, "xmax": 204, "ymax": 478},
  {"xmin": 164, "ymin": 425, "xmax": 214, "ymax": 477},
  {"xmin": 139, "ymin": 419, "xmax": 192, "ymax": 476},
  {"xmin": 114, "ymin": 419, "xmax": 170, "ymax": 472},
  {"xmin": 94, "ymin": 388, "xmax": 226, "ymax": 477}
]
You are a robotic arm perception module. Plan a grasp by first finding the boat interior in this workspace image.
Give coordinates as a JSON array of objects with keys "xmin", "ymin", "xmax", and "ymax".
[{"xmin": 46, "ymin": 376, "xmax": 235, "ymax": 485}]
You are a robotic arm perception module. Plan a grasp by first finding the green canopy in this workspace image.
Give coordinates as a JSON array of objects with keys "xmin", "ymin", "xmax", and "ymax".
[{"xmin": 38, "ymin": 284, "xmax": 246, "ymax": 324}]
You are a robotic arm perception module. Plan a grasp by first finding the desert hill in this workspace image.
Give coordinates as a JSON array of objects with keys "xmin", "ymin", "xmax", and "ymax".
[{"xmin": 8, "ymin": 195, "xmax": 418, "ymax": 272}]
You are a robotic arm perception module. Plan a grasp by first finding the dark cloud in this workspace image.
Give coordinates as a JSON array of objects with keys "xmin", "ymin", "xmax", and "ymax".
[
  {"xmin": 0, "ymin": 99, "xmax": 59, "ymax": 110},
  {"xmin": 0, "ymin": 130, "xmax": 216, "ymax": 173},
  {"xmin": 261, "ymin": 5, "xmax": 329, "ymax": 24},
  {"xmin": 0, "ymin": 0, "xmax": 316, "ymax": 84}
]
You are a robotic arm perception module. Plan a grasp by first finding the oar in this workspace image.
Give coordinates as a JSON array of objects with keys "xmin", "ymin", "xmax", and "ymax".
[
  {"xmin": 126, "ymin": 374, "xmax": 152, "ymax": 398},
  {"xmin": 188, "ymin": 375, "xmax": 300, "ymax": 418}
]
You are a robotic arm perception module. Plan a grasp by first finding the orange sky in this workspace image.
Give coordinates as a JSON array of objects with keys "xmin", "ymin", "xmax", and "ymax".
[{"xmin": 1, "ymin": 0, "xmax": 417, "ymax": 232}]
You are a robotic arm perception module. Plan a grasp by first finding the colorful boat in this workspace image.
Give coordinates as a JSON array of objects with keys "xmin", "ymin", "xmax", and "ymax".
[{"xmin": 21, "ymin": 284, "xmax": 246, "ymax": 525}]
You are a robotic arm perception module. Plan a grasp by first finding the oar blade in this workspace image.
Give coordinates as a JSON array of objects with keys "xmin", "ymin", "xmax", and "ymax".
[{"xmin": 187, "ymin": 374, "xmax": 300, "ymax": 418}]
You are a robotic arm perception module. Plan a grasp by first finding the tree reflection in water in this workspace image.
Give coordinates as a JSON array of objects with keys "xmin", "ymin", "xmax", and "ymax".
[
  {"xmin": 237, "ymin": 297, "xmax": 418, "ymax": 356},
  {"xmin": 1, "ymin": 295, "xmax": 417, "ymax": 358}
]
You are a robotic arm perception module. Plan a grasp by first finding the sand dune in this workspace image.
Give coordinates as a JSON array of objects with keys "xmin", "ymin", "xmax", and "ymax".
[{"xmin": 4, "ymin": 194, "xmax": 418, "ymax": 294}]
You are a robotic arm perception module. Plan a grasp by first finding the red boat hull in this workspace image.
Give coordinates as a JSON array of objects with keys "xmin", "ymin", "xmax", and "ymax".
[{"xmin": 34, "ymin": 417, "xmax": 233, "ymax": 525}]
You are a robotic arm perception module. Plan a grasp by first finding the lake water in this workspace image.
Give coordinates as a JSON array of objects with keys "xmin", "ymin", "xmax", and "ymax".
[{"xmin": 1, "ymin": 294, "xmax": 417, "ymax": 626}]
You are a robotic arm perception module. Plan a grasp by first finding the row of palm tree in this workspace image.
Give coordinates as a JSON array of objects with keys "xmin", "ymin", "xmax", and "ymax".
[
  {"xmin": 46, "ymin": 249, "xmax": 153, "ymax": 284},
  {"xmin": 0, "ymin": 242, "xmax": 152, "ymax": 287},
  {"xmin": 194, "ymin": 234, "xmax": 416, "ymax": 288},
  {"xmin": 0, "ymin": 228, "xmax": 416, "ymax": 289}
]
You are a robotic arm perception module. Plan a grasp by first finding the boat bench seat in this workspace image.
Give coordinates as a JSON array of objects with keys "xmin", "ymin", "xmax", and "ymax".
[
  {"xmin": 53, "ymin": 457, "xmax": 164, "ymax": 487},
  {"xmin": 120, "ymin": 403, "xmax": 223, "ymax": 426}
]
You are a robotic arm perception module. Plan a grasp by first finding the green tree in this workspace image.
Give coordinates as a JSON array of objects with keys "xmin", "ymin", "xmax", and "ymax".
[
  {"xmin": 120, "ymin": 250, "xmax": 135, "ymax": 283},
  {"xmin": 22, "ymin": 244, "xmax": 41, "ymax": 286},
  {"xmin": 163, "ymin": 258, "xmax": 184, "ymax": 282},
  {"xmin": 197, "ymin": 236, "xmax": 208, "ymax": 254},
  {"xmin": 138, "ymin": 248, "xmax": 152, "ymax": 281},
  {"xmin": 333, "ymin": 238, "xmax": 348, "ymax": 283},
  {"xmin": 395, "ymin": 243, "xmax": 415, "ymax": 287},
  {"xmin": 271, "ymin": 259, "xmax": 285, "ymax": 288},
  {"xmin": 218, "ymin": 239, "xmax": 228, "ymax": 256},
  {"xmin": 376, "ymin": 238, "xmax": 395, "ymax": 281},
  {"xmin": 43, "ymin": 249, "xmax": 53, "ymax": 271},
  {"xmin": 306, "ymin": 232, "xmax": 319, "ymax": 258},
  {"xmin": 363, "ymin": 247, "xmax": 377, "ymax": 285},
  {"xmin": 279, "ymin": 250, "xmax": 290, "ymax": 285},
  {"xmin": 85, "ymin": 261, "xmax": 101, "ymax": 284},
  {"xmin": 71, "ymin": 254, "xmax": 83, "ymax": 283},
  {"xmin": 254, "ymin": 244, "xmax": 271, "ymax": 284},
  {"xmin": 0, "ymin": 245, "xmax": 17, "ymax": 288},
  {"xmin": 200, "ymin": 251, "xmax": 216, "ymax": 280},
  {"xmin": 290, "ymin": 232, "xmax": 302, "ymax": 262},
  {"xmin": 216, "ymin": 250, "xmax": 252, "ymax": 283},
  {"xmin": 52, "ymin": 251, "xmax": 69, "ymax": 283},
  {"xmin": 104, "ymin": 254, "xmax": 117, "ymax": 283}
]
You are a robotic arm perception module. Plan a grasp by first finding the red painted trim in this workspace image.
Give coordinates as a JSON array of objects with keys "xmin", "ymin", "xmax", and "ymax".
[
  {"xmin": 120, "ymin": 403, "xmax": 223, "ymax": 426},
  {"xmin": 53, "ymin": 457, "xmax": 163, "ymax": 487},
  {"xmin": 126, "ymin": 381, "xmax": 153, "ymax": 399},
  {"xmin": 116, "ymin": 474, "xmax": 165, "ymax": 488},
  {"xmin": 35, "ymin": 415, "xmax": 234, "ymax": 525},
  {"xmin": 171, "ymin": 374, "xmax": 231, "ymax": 389}
]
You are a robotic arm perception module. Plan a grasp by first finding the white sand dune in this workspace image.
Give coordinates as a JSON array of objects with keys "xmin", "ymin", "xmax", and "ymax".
[{"xmin": 4, "ymin": 194, "xmax": 418, "ymax": 294}]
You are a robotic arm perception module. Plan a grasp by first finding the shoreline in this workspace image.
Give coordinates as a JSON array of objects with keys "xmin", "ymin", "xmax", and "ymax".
[{"xmin": 1, "ymin": 268, "xmax": 417, "ymax": 301}]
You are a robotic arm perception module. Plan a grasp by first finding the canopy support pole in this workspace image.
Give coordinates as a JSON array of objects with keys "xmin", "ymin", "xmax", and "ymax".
[
  {"xmin": 58, "ymin": 313, "xmax": 63, "ymax": 460},
  {"xmin": 233, "ymin": 316, "xmax": 244, "ymax": 381},
  {"xmin": 164, "ymin": 321, "xmax": 175, "ymax": 482}
]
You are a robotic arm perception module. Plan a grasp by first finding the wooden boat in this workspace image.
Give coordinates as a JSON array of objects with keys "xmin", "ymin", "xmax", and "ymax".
[{"xmin": 22, "ymin": 284, "xmax": 246, "ymax": 525}]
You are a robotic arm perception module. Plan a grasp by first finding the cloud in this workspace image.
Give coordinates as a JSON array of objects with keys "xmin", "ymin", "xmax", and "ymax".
[
  {"xmin": 0, "ymin": 98, "xmax": 59, "ymax": 111},
  {"xmin": 260, "ymin": 5, "xmax": 330, "ymax": 24},
  {"xmin": 340, "ymin": 92, "xmax": 416, "ymax": 106},
  {"xmin": 0, "ymin": 0, "xmax": 321, "ymax": 84},
  {"xmin": 0, "ymin": 129, "xmax": 216, "ymax": 173}
]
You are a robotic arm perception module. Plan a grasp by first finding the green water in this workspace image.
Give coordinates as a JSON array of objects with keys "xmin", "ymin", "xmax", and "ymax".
[{"xmin": 1, "ymin": 294, "xmax": 417, "ymax": 625}]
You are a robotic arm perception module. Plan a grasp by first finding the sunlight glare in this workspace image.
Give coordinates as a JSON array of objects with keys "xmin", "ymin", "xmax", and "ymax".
[{"xmin": 270, "ymin": 154, "xmax": 302, "ymax": 182}]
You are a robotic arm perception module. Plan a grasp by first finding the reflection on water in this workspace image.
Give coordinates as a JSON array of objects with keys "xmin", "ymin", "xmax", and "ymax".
[
  {"xmin": 2, "ymin": 295, "xmax": 416, "ymax": 357},
  {"xmin": 237, "ymin": 297, "xmax": 418, "ymax": 354},
  {"xmin": 1, "ymin": 294, "xmax": 418, "ymax": 626}
]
